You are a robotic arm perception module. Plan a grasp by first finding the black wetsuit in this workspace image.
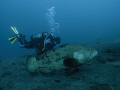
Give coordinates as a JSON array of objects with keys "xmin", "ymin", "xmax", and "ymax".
[{"xmin": 18, "ymin": 32, "xmax": 57, "ymax": 54}]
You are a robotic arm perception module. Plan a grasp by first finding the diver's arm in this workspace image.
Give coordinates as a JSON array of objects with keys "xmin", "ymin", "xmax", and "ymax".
[
  {"xmin": 19, "ymin": 39, "xmax": 34, "ymax": 49},
  {"xmin": 24, "ymin": 41, "xmax": 34, "ymax": 49}
]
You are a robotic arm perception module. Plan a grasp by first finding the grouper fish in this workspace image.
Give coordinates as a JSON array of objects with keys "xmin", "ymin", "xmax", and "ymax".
[{"xmin": 26, "ymin": 43, "xmax": 97, "ymax": 73}]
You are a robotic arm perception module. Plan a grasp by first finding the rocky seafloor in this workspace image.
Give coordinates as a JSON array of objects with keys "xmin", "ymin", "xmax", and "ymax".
[{"xmin": 0, "ymin": 42, "xmax": 120, "ymax": 90}]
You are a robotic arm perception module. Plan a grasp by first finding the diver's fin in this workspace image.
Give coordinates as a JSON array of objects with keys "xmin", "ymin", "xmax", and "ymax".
[
  {"xmin": 8, "ymin": 36, "xmax": 16, "ymax": 40},
  {"xmin": 8, "ymin": 36, "xmax": 17, "ymax": 44},
  {"xmin": 8, "ymin": 26, "xmax": 19, "ymax": 44},
  {"xmin": 11, "ymin": 38, "xmax": 17, "ymax": 44},
  {"xmin": 11, "ymin": 27, "xmax": 19, "ymax": 34}
]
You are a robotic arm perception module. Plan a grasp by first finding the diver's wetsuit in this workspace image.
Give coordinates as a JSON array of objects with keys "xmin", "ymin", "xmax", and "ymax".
[{"xmin": 18, "ymin": 32, "xmax": 58, "ymax": 55}]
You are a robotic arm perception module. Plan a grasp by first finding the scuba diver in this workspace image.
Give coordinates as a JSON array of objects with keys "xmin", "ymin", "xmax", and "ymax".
[{"xmin": 8, "ymin": 27, "xmax": 60, "ymax": 55}]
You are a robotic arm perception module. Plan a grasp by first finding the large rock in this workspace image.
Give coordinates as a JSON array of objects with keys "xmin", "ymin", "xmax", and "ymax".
[{"xmin": 26, "ymin": 43, "xmax": 97, "ymax": 73}]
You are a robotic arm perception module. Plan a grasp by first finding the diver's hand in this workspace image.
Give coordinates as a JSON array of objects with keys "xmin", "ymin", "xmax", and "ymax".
[{"xmin": 45, "ymin": 39, "xmax": 51, "ymax": 44}]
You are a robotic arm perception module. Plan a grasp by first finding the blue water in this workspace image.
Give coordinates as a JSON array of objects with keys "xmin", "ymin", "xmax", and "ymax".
[{"xmin": 0, "ymin": 0, "xmax": 120, "ymax": 60}]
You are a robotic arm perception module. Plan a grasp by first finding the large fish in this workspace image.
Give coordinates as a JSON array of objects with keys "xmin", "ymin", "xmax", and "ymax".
[{"xmin": 26, "ymin": 43, "xmax": 97, "ymax": 73}]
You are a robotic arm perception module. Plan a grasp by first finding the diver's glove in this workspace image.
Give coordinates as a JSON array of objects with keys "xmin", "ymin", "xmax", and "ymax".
[{"xmin": 45, "ymin": 38, "xmax": 51, "ymax": 44}]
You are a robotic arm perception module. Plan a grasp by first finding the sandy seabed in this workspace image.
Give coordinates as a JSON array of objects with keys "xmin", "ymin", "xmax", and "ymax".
[{"xmin": 0, "ymin": 42, "xmax": 120, "ymax": 90}]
